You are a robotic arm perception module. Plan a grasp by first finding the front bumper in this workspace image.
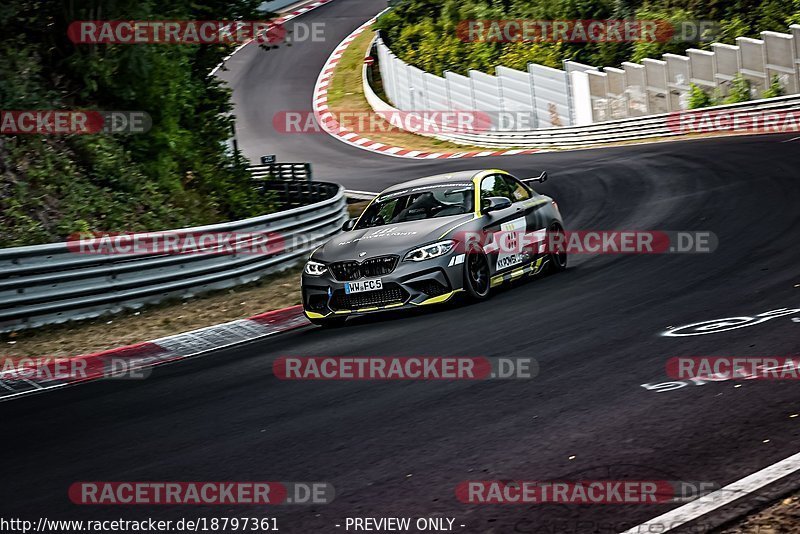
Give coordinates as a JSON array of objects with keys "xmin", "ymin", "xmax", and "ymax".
[{"xmin": 301, "ymin": 253, "xmax": 467, "ymax": 319}]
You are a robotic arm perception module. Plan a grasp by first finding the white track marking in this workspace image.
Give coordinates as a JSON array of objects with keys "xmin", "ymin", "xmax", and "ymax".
[{"xmin": 621, "ymin": 450, "xmax": 800, "ymax": 533}]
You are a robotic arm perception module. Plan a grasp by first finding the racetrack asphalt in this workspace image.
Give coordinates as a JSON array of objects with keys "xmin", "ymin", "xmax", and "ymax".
[{"xmin": 2, "ymin": 0, "xmax": 799, "ymax": 531}]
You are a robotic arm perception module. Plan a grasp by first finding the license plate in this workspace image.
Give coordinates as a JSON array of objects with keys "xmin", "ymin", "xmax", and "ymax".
[{"xmin": 344, "ymin": 279, "xmax": 383, "ymax": 294}]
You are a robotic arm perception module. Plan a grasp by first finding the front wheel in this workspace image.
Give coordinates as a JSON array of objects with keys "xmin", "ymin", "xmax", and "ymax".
[{"xmin": 464, "ymin": 246, "xmax": 491, "ymax": 300}]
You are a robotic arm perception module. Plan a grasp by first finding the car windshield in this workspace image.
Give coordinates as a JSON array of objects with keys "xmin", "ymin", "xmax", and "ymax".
[{"xmin": 355, "ymin": 184, "xmax": 474, "ymax": 229}]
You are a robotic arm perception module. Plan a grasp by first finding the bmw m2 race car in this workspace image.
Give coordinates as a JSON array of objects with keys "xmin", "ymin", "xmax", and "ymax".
[{"xmin": 301, "ymin": 169, "xmax": 566, "ymax": 326}]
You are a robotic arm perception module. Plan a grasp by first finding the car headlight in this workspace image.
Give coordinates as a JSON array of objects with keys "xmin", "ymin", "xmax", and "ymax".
[
  {"xmin": 304, "ymin": 260, "xmax": 328, "ymax": 276},
  {"xmin": 404, "ymin": 240, "xmax": 457, "ymax": 262}
]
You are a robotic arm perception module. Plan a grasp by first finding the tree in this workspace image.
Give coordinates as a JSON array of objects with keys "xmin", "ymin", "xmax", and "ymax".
[
  {"xmin": 378, "ymin": 0, "xmax": 800, "ymax": 82},
  {"xmin": 0, "ymin": 0, "xmax": 276, "ymax": 246}
]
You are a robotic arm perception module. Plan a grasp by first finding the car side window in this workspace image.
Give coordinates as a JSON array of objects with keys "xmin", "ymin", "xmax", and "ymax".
[
  {"xmin": 481, "ymin": 174, "xmax": 529, "ymax": 203},
  {"xmin": 376, "ymin": 199, "xmax": 398, "ymax": 222},
  {"xmin": 480, "ymin": 174, "xmax": 512, "ymax": 200},
  {"xmin": 505, "ymin": 176, "xmax": 531, "ymax": 201}
]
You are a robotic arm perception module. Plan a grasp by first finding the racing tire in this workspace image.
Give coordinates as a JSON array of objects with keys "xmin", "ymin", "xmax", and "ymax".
[
  {"xmin": 547, "ymin": 222, "xmax": 567, "ymax": 273},
  {"xmin": 464, "ymin": 246, "xmax": 491, "ymax": 300}
]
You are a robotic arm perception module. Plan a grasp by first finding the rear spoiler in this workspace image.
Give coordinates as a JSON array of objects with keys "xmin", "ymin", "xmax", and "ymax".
[{"xmin": 521, "ymin": 171, "xmax": 548, "ymax": 183}]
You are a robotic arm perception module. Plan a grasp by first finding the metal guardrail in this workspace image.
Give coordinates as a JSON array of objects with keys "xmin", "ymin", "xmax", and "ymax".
[
  {"xmin": 433, "ymin": 93, "xmax": 800, "ymax": 148},
  {"xmin": 0, "ymin": 177, "xmax": 348, "ymax": 333},
  {"xmin": 255, "ymin": 178, "xmax": 335, "ymax": 206}
]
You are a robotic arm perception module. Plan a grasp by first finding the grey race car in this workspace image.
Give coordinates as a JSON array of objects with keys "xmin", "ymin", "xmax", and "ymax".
[{"xmin": 301, "ymin": 169, "xmax": 566, "ymax": 326}]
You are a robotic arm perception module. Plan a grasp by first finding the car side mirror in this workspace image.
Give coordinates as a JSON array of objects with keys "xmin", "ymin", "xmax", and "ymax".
[
  {"xmin": 342, "ymin": 218, "xmax": 357, "ymax": 231},
  {"xmin": 482, "ymin": 196, "xmax": 512, "ymax": 213}
]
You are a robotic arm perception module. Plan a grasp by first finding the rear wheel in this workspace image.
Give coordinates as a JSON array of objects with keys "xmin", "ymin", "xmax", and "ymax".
[
  {"xmin": 464, "ymin": 246, "xmax": 491, "ymax": 299},
  {"xmin": 547, "ymin": 222, "xmax": 567, "ymax": 273}
]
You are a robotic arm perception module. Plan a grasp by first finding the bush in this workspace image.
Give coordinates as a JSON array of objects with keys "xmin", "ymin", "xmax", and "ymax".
[
  {"xmin": 687, "ymin": 84, "xmax": 712, "ymax": 109},
  {"xmin": 762, "ymin": 75, "xmax": 785, "ymax": 98},
  {"xmin": 723, "ymin": 74, "xmax": 752, "ymax": 104}
]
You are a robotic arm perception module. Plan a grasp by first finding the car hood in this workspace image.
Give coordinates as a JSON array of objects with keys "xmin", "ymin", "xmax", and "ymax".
[{"xmin": 315, "ymin": 215, "xmax": 474, "ymax": 261}]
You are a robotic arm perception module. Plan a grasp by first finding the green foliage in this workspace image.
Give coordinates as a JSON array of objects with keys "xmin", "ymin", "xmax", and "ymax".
[
  {"xmin": 687, "ymin": 83, "xmax": 712, "ymax": 109},
  {"xmin": 723, "ymin": 74, "xmax": 752, "ymax": 104},
  {"xmin": 378, "ymin": 0, "xmax": 800, "ymax": 77},
  {"xmin": 0, "ymin": 0, "xmax": 277, "ymax": 247},
  {"xmin": 629, "ymin": 8, "xmax": 695, "ymax": 63},
  {"xmin": 717, "ymin": 17, "xmax": 751, "ymax": 44},
  {"xmin": 762, "ymin": 75, "xmax": 785, "ymax": 98}
]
